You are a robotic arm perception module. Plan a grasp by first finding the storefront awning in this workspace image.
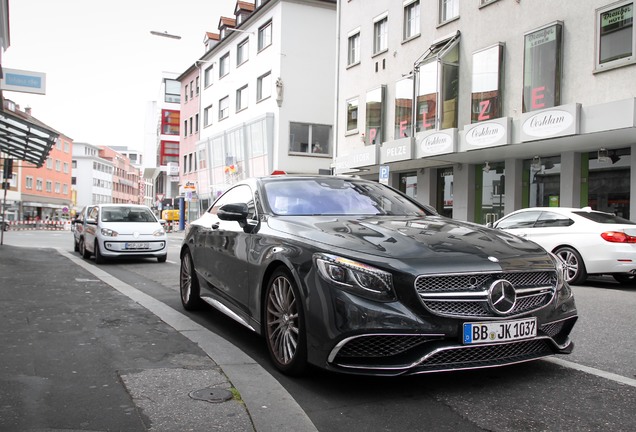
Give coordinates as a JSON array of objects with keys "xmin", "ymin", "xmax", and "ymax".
[{"xmin": 0, "ymin": 107, "xmax": 59, "ymax": 168}]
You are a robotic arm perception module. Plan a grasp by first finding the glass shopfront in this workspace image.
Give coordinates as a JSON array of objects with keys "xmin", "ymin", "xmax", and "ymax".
[
  {"xmin": 437, "ymin": 167, "xmax": 454, "ymax": 217},
  {"xmin": 524, "ymin": 155, "xmax": 561, "ymax": 208},
  {"xmin": 399, "ymin": 171, "xmax": 418, "ymax": 199},
  {"xmin": 477, "ymin": 161, "xmax": 506, "ymax": 224},
  {"xmin": 587, "ymin": 147, "xmax": 631, "ymax": 219}
]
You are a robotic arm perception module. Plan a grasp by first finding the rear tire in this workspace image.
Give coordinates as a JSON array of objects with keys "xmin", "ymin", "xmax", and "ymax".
[
  {"xmin": 180, "ymin": 250, "xmax": 203, "ymax": 310},
  {"xmin": 80, "ymin": 238, "xmax": 91, "ymax": 259},
  {"xmin": 264, "ymin": 268, "xmax": 307, "ymax": 376},
  {"xmin": 554, "ymin": 246, "xmax": 587, "ymax": 285}
]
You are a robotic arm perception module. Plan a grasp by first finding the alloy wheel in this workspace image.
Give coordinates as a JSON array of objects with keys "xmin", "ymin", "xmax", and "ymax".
[{"xmin": 266, "ymin": 275, "xmax": 300, "ymax": 366}]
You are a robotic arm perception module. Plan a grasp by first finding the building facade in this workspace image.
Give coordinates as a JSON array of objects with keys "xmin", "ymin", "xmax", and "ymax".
[
  {"xmin": 334, "ymin": 0, "xmax": 636, "ymax": 222},
  {"xmin": 71, "ymin": 142, "xmax": 114, "ymax": 211},
  {"xmin": 188, "ymin": 0, "xmax": 337, "ymax": 203}
]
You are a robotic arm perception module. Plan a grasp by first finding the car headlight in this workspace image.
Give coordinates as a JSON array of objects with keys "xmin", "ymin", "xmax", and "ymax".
[
  {"xmin": 314, "ymin": 253, "xmax": 395, "ymax": 302},
  {"xmin": 100, "ymin": 228, "xmax": 118, "ymax": 237},
  {"xmin": 153, "ymin": 228, "xmax": 165, "ymax": 236}
]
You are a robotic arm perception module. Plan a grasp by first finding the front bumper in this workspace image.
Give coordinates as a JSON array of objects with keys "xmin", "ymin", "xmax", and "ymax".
[{"xmin": 99, "ymin": 238, "xmax": 167, "ymax": 257}]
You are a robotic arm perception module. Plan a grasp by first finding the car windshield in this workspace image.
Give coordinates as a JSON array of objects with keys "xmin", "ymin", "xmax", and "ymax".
[
  {"xmin": 100, "ymin": 207, "xmax": 157, "ymax": 223},
  {"xmin": 263, "ymin": 178, "xmax": 431, "ymax": 216},
  {"xmin": 573, "ymin": 211, "xmax": 636, "ymax": 225}
]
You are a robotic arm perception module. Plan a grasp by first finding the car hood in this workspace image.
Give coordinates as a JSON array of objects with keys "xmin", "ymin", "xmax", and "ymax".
[{"xmin": 267, "ymin": 215, "xmax": 553, "ymax": 271}]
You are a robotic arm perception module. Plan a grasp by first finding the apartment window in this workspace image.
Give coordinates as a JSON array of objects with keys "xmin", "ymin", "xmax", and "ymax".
[
  {"xmin": 347, "ymin": 31, "xmax": 360, "ymax": 66},
  {"xmin": 522, "ymin": 22, "xmax": 563, "ymax": 112},
  {"xmin": 185, "ymin": 84, "xmax": 189, "ymax": 102},
  {"xmin": 183, "ymin": 119, "xmax": 188, "ymax": 137},
  {"xmin": 195, "ymin": 114, "xmax": 199, "ymax": 132},
  {"xmin": 36, "ymin": 179, "xmax": 43, "ymax": 191},
  {"xmin": 439, "ymin": 0, "xmax": 459, "ymax": 23},
  {"xmin": 63, "ymin": 184, "xmax": 68, "ymax": 195},
  {"xmin": 204, "ymin": 105, "xmax": 213, "ymax": 127},
  {"xmin": 55, "ymin": 160, "xmax": 61, "ymax": 171},
  {"xmin": 596, "ymin": 2, "xmax": 634, "ymax": 71},
  {"xmin": 258, "ymin": 21, "xmax": 272, "ymax": 51},
  {"xmin": 204, "ymin": 65, "xmax": 213, "ymax": 87},
  {"xmin": 416, "ymin": 33, "xmax": 460, "ymax": 131},
  {"xmin": 159, "ymin": 141, "xmax": 179, "ymax": 165},
  {"xmin": 55, "ymin": 182, "xmax": 61, "ymax": 193},
  {"xmin": 219, "ymin": 96, "xmax": 229, "ymax": 120},
  {"xmin": 164, "ymin": 79, "xmax": 180, "ymax": 103},
  {"xmin": 183, "ymin": 155, "xmax": 188, "ymax": 174},
  {"xmin": 395, "ymin": 77, "xmax": 413, "ymax": 138},
  {"xmin": 373, "ymin": 15, "xmax": 388, "ymax": 55},
  {"xmin": 289, "ymin": 122, "xmax": 331, "ymax": 155},
  {"xmin": 196, "ymin": 77, "xmax": 200, "ymax": 95},
  {"xmin": 63, "ymin": 162, "xmax": 69, "ymax": 173},
  {"xmin": 366, "ymin": 86, "xmax": 385, "ymax": 144},
  {"xmin": 46, "ymin": 157, "xmax": 52, "ymax": 169},
  {"xmin": 237, "ymin": 38, "xmax": 249, "ymax": 66},
  {"xmin": 46, "ymin": 180, "xmax": 52, "ymax": 193},
  {"xmin": 236, "ymin": 85, "xmax": 248, "ymax": 112},
  {"xmin": 189, "ymin": 116, "xmax": 194, "ymax": 135},
  {"xmin": 220, "ymin": 53, "xmax": 230, "ymax": 78},
  {"xmin": 404, "ymin": 1, "xmax": 420, "ymax": 40},
  {"xmin": 64, "ymin": 142, "xmax": 70, "ymax": 153},
  {"xmin": 472, "ymin": 43, "xmax": 504, "ymax": 123},
  {"xmin": 190, "ymin": 80, "xmax": 194, "ymax": 98},
  {"xmin": 162, "ymin": 109, "xmax": 180, "ymax": 135},
  {"xmin": 26, "ymin": 176, "xmax": 33, "ymax": 189},
  {"xmin": 346, "ymin": 98, "xmax": 359, "ymax": 132},
  {"xmin": 257, "ymin": 71, "xmax": 272, "ymax": 101}
]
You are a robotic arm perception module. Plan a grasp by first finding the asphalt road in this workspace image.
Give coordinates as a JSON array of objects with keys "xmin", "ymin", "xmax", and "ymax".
[{"xmin": 4, "ymin": 229, "xmax": 636, "ymax": 431}]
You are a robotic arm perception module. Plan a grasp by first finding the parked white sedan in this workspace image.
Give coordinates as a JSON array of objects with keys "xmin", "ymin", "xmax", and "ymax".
[{"xmin": 491, "ymin": 207, "xmax": 636, "ymax": 285}]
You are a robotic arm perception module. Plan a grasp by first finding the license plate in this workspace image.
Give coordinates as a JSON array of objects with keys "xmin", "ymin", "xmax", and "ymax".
[
  {"xmin": 463, "ymin": 317, "xmax": 537, "ymax": 345},
  {"xmin": 125, "ymin": 242, "xmax": 149, "ymax": 250}
]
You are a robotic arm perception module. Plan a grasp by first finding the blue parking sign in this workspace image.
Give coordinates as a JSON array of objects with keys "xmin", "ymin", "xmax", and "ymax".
[{"xmin": 379, "ymin": 165, "xmax": 390, "ymax": 184}]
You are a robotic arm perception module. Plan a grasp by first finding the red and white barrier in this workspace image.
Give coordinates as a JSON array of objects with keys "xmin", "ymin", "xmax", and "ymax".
[{"xmin": 8, "ymin": 220, "xmax": 71, "ymax": 231}]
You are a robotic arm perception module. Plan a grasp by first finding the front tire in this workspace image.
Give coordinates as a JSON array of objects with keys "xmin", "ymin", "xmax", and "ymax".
[
  {"xmin": 554, "ymin": 246, "xmax": 587, "ymax": 285},
  {"xmin": 264, "ymin": 268, "xmax": 307, "ymax": 376},
  {"xmin": 95, "ymin": 242, "xmax": 106, "ymax": 264},
  {"xmin": 180, "ymin": 250, "xmax": 203, "ymax": 310}
]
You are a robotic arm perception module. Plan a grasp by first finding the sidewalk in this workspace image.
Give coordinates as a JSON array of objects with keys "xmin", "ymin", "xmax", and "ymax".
[{"xmin": 0, "ymin": 244, "xmax": 316, "ymax": 431}]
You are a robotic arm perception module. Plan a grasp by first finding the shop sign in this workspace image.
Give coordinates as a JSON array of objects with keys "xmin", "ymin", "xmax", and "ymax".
[
  {"xmin": 462, "ymin": 117, "xmax": 510, "ymax": 150},
  {"xmin": 333, "ymin": 145, "xmax": 378, "ymax": 174},
  {"xmin": 415, "ymin": 129, "xmax": 457, "ymax": 158},
  {"xmin": 380, "ymin": 137, "xmax": 413, "ymax": 163},
  {"xmin": 521, "ymin": 103, "xmax": 580, "ymax": 142}
]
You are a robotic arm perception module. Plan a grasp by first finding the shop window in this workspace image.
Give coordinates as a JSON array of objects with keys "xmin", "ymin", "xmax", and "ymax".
[
  {"xmin": 394, "ymin": 77, "xmax": 413, "ymax": 138},
  {"xmin": 596, "ymin": 2, "xmax": 634, "ymax": 71},
  {"xmin": 404, "ymin": 1, "xmax": 420, "ymax": 41},
  {"xmin": 348, "ymin": 30, "xmax": 360, "ymax": 66},
  {"xmin": 346, "ymin": 98, "xmax": 359, "ymax": 133},
  {"xmin": 437, "ymin": 167, "xmax": 454, "ymax": 218},
  {"xmin": 365, "ymin": 86, "xmax": 385, "ymax": 145},
  {"xmin": 415, "ymin": 32, "xmax": 460, "ymax": 132},
  {"xmin": 522, "ymin": 22, "xmax": 563, "ymax": 113},
  {"xmin": 471, "ymin": 44, "xmax": 504, "ymax": 123},
  {"xmin": 289, "ymin": 122, "xmax": 331, "ymax": 155},
  {"xmin": 373, "ymin": 14, "xmax": 388, "ymax": 55},
  {"xmin": 161, "ymin": 109, "xmax": 180, "ymax": 135},
  {"xmin": 525, "ymin": 155, "xmax": 561, "ymax": 207},
  {"xmin": 478, "ymin": 161, "xmax": 505, "ymax": 225}
]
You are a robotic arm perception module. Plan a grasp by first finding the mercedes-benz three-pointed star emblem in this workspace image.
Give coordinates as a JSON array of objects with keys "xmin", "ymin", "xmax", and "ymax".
[{"xmin": 488, "ymin": 279, "xmax": 516, "ymax": 315}]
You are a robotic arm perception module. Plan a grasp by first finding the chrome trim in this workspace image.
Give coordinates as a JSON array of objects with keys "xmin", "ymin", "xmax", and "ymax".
[
  {"xmin": 417, "ymin": 285, "xmax": 553, "ymax": 299},
  {"xmin": 201, "ymin": 297, "xmax": 255, "ymax": 332},
  {"xmin": 327, "ymin": 333, "xmax": 444, "ymax": 363}
]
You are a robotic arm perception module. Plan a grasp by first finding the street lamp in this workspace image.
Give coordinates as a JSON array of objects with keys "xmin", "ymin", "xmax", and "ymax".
[{"xmin": 150, "ymin": 30, "xmax": 182, "ymax": 40}]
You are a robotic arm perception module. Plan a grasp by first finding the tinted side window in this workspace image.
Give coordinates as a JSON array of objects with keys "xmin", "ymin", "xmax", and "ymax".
[
  {"xmin": 534, "ymin": 211, "xmax": 574, "ymax": 228},
  {"xmin": 495, "ymin": 211, "xmax": 541, "ymax": 229}
]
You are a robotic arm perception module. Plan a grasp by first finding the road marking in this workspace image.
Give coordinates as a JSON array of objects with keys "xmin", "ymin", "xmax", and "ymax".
[{"xmin": 543, "ymin": 357, "xmax": 636, "ymax": 388}]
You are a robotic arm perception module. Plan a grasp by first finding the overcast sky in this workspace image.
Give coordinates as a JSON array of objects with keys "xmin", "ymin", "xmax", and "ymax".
[{"xmin": 3, "ymin": 0, "xmax": 235, "ymax": 151}]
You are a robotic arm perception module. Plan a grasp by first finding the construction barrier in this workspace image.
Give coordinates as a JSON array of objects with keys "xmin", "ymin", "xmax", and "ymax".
[{"xmin": 7, "ymin": 220, "xmax": 72, "ymax": 231}]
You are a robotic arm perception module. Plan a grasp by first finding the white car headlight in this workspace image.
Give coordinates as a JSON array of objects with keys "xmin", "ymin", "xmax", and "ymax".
[
  {"xmin": 100, "ymin": 228, "xmax": 118, "ymax": 237},
  {"xmin": 315, "ymin": 253, "xmax": 395, "ymax": 302}
]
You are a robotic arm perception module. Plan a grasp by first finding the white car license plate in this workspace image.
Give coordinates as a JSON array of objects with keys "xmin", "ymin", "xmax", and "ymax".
[
  {"xmin": 125, "ymin": 242, "xmax": 149, "ymax": 250},
  {"xmin": 463, "ymin": 317, "xmax": 537, "ymax": 345}
]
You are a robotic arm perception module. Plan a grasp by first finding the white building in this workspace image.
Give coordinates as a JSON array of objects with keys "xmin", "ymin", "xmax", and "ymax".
[
  {"xmin": 334, "ymin": 0, "xmax": 636, "ymax": 223},
  {"xmin": 71, "ymin": 142, "xmax": 114, "ymax": 210},
  {"xmin": 192, "ymin": 0, "xmax": 337, "ymax": 200}
]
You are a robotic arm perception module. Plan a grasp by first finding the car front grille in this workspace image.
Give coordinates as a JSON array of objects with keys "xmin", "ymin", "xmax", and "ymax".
[
  {"xmin": 335, "ymin": 335, "xmax": 432, "ymax": 358},
  {"xmin": 415, "ymin": 271, "xmax": 557, "ymax": 319}
]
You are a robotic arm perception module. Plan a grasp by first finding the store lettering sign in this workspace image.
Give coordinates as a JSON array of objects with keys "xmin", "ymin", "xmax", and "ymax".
[
  {"xmin": 463, "ymin": 117, "xmax": 510, "ymax": 150},
  {"xmin": 521, "ymin": 103, "xmax": 580, "ymax": 142},
  {"xmin": 415, "ymin": 129, "xmax": 457, "ymax": 158},
  {"xmin": 380, "ymin": 137, "xmax": 413, "ymax": 163},
  {"xmin": 333, "ymin": 145, "xmax": 379, "ymax": 174}
]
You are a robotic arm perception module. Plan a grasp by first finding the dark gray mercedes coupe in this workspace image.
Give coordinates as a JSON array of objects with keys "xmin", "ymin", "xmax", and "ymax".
[{"xmin": 179, "ymin": 175, "xmax": 577, "ymax": 376}]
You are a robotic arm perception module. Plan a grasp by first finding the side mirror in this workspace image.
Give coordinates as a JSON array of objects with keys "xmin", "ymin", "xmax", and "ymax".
[
  {"xmin": 486, "ymin": 222, "xmax": 493, "ymax": 228},
  {"xmin": 218, "ymin": 203, "xmax": 249, "ymax": 221},
  {"xmin": 86, "ymin": 217, "xmax": 97, "ymax": 225}
]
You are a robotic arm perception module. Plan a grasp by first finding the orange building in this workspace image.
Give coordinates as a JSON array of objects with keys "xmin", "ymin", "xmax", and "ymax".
[{"xmin": 98, "ymin": 146, "xmax": 141, "ymax": 204}]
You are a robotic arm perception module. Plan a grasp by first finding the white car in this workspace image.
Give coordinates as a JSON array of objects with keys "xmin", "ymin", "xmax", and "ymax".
[
  {"xmin": 75, "ymin": 204, "xmax": 167, "ymax": 264},
  {"xmin": 491, "ymin": 207, "xmax": 636, "ymax": 285}
]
